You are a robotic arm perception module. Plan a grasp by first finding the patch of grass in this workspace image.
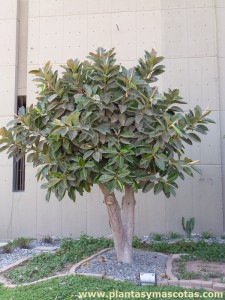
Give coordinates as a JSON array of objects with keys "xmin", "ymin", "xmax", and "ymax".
[
  {"xmin": 41, "ymin": 235, "xmax": 53, "ymax": 244},
  {"xmin": 133, "ymin": 240, "xmax": 225, "ymax": 262},
  {"xmin": 151, "ymin": 233, "xmax": 164, "ymax": 241},
  {"xmin": 4, "ymin": 235, "xmax": 113, "ymax": 284},
  {"xmin": 168, "ymin": 232, "xmax": 183, "ymax": 239},
  {"xmin": 1, "ymin": 244, "xmax": 13, "ymax": 254},
  {"xmin": 220, "ymin": 234, "xmax": 225, "ymax": 240},
  {"xmin": 181, "ymin": 243, "xmax": 225, "ymax": 262},
  {"xmin": 201, "ymin": 232, "xmax": 214, "ymax": 240},
  {"xmin": 0, "ymin": 275, "xmax": 222, "ymax": 300},
  {"xmin": 0, "ymin": 237, "xmax": 33, "ymax": 254},
  {"xmin": 12, "ymin": 237, "xmax": 33, "ymax": 249},
  {"xmin": 132, "ymin": 236, "xmax": 143, "ymax": 248}
]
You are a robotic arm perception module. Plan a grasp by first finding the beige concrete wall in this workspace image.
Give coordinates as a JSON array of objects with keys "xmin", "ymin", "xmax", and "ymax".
[
  {"xmin": 216, "ymin": 0, "xmax": 225, "ymax": 233},
  {"xmin": 0, "ymin": 0, "xmax": 18, "ymax": 239},
  {"xmin": 0, "ymin": 0, "xmax": 224, "ymax": 240}
]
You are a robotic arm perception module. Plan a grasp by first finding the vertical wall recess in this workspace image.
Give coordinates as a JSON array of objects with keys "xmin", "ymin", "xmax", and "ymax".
[
  {"xmin": 17, "ymin": 0, "xmax": 28, "ymax": 96},
  {"xmin": 12, "ymin": 0, "xmax": 29, "ymax": 192},
  {"xmin": 13, "ymin": 95, "xmax": 26, "ymax": 192}
]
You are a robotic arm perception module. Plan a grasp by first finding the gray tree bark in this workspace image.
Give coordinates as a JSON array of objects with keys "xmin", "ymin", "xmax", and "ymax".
[{"xmin": 99, "ymin": 184, "xmax": 136, "ymax": 264}]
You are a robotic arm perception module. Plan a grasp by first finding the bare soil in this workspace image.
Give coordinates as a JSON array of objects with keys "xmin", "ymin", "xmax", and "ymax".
[{"xmin": 173, "ymin": 259, "xmax": 225, "ymax": 283}]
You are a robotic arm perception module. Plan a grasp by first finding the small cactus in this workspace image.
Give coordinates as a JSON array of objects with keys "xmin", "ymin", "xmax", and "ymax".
[{"xmin": 182, "ymin": 217, "xmax": 195, "ymax": 238}]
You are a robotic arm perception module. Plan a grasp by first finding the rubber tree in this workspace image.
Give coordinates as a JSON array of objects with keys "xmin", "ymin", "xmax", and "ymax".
[{"xmin": 0, "ymin": 48, "xmax": 214, "ymax": 264}]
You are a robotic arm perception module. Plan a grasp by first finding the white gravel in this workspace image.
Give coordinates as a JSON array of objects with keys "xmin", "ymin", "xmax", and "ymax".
[
  {"xmin": 142, "ymin": 234, "xmax": 225, "ymax": 244},
  {"xmin": 0, "ymin": 249, "xmax": 33, "ymax": 269}
]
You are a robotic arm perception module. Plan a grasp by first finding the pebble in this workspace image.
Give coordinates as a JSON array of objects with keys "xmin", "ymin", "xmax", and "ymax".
[{"xmin": 75, "ymin": 249, "xmax": 168, "ymax": 285}]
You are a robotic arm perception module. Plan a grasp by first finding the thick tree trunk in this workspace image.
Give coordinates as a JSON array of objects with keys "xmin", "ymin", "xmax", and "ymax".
[{"xmin": 99, "ymin": 184, "xmax": 136, "ymax": 264}]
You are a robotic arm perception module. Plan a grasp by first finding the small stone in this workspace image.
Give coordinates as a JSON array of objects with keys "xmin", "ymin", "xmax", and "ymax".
[{"xmin": 98, "ymin": 257, "xmax": 105, "ymax": 263}]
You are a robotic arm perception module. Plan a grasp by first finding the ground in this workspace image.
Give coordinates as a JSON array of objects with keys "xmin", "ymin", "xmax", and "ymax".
[{"xmin": 0, "ymin": 234, "xmax": 224, "ymax": 299}]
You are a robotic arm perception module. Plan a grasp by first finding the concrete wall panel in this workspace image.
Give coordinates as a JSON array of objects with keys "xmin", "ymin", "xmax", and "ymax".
[
  {"xmin": 29, "ymin": 0, "xmax": 40, "ymax": 17},
  {"xmin": 39, "ymin": 17, "xmax": 63, "ymax": 64},
  {"xmin": 11, "ymin": 167, "xmax": 37, "ymax": 238},
  {"xmin": 0, "ymin": 116, "xmax": 13, "ymax": 166},
  {"xmin": 161, "ymin": 0, "xmax": 186, "ymax": 9},
  {"xmin": 162, "ymin": 58, "xmax": 189, "ymax": 102},
  {"xmin": 165, "ymin": 178, "xmax": 193, "ymax": 234},
  {"xmin": 162, "ymin": 10, "xmax": 188, "ymax": 58},
  {"xmin": 187, "ymin": 0, "xmax": 214, "ymax": 8},
  {"xmin": 0, "ymin": 166, "xmax": 13, "ymax": 239},
  {"xmin": 220, "ymin": 111, "xmax": 225, "ymax": 166},
  {"xmin": 137, "ymin": 11, "xmax": 162, "ymax": 58},
  {"xmin": 139, "ymin": 192, "xmax": 166, "ymax": 235},
  {"xmin": 61, "ymin": 196, "xmax": 87, "ymax": 238},
  {"xmin": 87, "ymin": 14, "xmax": 111, "ymax": 52},
  {"xmin": 190, "ymin": 111, "xmax": 221, "ymax": 165},
  {"xmin": 63, "ymin": 15, "xmax": 87, "ymax": 61},
  {"xmin": 86, "ymin": 186, "xmax": 110, "ymax": 237},
  {"xmin": 36, "ymin": 182, "xmax": 62, "ymax": 237},
  {"xmin": 0, "ymin": 0, "xmax": 18, "ymax": 20},
  {"xmin": 0, "ymin": 19, "xmax": 18, "ymax": 66},
  {"xmin": 27, "ymin": 18, "xmax": 40, "ymax": 65},
  {"xmin": 193, "ymin": 165, "xmax": 223, "ymax": 234},
  {"xmin": 111, "ymin": 13, "xmax": 136, "ymax": 61},
  {"xmin": 0, "ymin": 66, "xmax": 16, "ymax": 115},
  {"xmin": 216, "ymin": 0, "xmax": 225, "ymax": 8},
  {"xmin": 111, "ymin": 0, "xmax": 137, "ymax": 12},
  {"xmin": 39, "ymin": 0, "xmax": 63, "ymax": 17},
  {"xmin": 187, "ymin": 8, "xmax": 216, "ymax": 57},
  {"xmin": 189, "ymin": 57, "xmax": 219, "ymax": 110},
  {"xmin": 137, "ymin": 0, "xmax": 161, "ymax": 11},
  {"xmin": 63, "ymin": 0, "xmax": 87, "ymax": 15},
  {"xmin": 87, "ymin": 0, "xmax": 111, "ymax": 13},
  {"xmin": 216, "ymin": 8, "xmax": 225, "ymax": 58}
]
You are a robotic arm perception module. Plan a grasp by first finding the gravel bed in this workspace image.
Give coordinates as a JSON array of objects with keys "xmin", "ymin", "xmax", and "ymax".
[
  {"xmin": 29, "ymin": 239, "xmax": 60, "ymax": 249},
  {"xmin": 75, "ymin": 249, "xmax": 168, "ymax": 285},
  {"xmin": 0, "ymin": 239, "xmax": 60, "ymax": 270},
  {"xmin": 141, "ymin": 234, "xmax": 225, "ymax": 244},
  {"xmin": 0, "ymin": 249, "xmax": 33, "ymax": 269}
]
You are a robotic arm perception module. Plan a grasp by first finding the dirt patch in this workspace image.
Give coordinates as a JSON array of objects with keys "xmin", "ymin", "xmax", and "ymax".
[{"xmin": 173, "ymin": 259, "xmax": 225, "ymax": 283}]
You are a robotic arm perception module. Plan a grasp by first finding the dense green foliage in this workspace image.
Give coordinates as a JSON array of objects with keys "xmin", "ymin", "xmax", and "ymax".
[
  {"xmin": 133, "ymin": 238, "xmax": 225, "ymax": 262},
  {"xmin": 4, "ymin": 235, "xmax": 113, "ymax": 284},
  {"xmin": 0, "ymin": 48, "xmax": 213, "ymax": 202}
]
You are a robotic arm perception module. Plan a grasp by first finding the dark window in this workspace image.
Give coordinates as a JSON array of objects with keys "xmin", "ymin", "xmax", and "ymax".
[{"xmin": 13, "ymin": 96, "xmax": 26, "ymax": 192}]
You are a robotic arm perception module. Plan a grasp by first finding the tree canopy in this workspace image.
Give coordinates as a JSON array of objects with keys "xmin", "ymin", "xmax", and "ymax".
[{"xmin": 0, "ymin": 48, "xmax": 214, "ymax": 202}]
